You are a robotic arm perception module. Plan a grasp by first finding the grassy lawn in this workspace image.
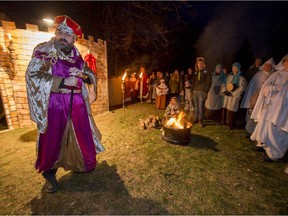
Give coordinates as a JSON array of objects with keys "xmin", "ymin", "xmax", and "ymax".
[{"xmin": 0, "ymin": 102, "xmax": 287, "ymax": 215}]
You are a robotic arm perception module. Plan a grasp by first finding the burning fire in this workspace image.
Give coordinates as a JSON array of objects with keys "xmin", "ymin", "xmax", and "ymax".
[{"xmin": 166, "ymin": 112, "xmax": 192, "ymax": 129}]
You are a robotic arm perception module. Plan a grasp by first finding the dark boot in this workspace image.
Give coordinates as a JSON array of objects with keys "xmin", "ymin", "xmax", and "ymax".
[
  {"xmin": 220, "ymin": 108, "xmax": 227, "ymax": 125},
  {"xmin": 192, "ymin": 119, "xmax": 198, "ymax": 124},
  {"xmin": 263, "ymin": 153, "xmax": 275, "ymax": 163},
  {"xmin": 42, "ymin": 169, "xmax": 58, "ymax": 193},
  {"xmin": 199, "ymin": 119, "xmax": 204, "ymax": 128}
]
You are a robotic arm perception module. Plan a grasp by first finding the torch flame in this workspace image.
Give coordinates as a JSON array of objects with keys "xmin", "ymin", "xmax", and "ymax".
[
  {"xmin": 122, "ymin": 72, "xmax": 127, "ymax": 81},
  {"xmin": 7, "ymin": 33, "xmax": 12, "ymax": 41}
]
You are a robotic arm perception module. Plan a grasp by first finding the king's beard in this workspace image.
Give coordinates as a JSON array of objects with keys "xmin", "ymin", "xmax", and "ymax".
[{"xmin": 54, "ymin": 38, "xmax": 74, "ymax": 55}]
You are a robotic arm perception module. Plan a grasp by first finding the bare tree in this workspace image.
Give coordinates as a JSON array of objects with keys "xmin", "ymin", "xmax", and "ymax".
[
  {"xmin": 78, "ymin": 2, "xmax": 188, "ymax": 74},
  {"xmin": 102, "ymin": 2, "xmax": 170, "ymax": 54}
]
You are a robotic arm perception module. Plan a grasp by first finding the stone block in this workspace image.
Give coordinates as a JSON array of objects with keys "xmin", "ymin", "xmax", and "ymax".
[
  {"xmin": 10, "ymin": 112, "xmax": 18, "ymax": 117},
  {"xmin": 0, "ymin": 61, "xmax": 10, "ymax": 67},
  {"xmin": 17, "ymin": 91, "xmax": 28, "ymax": 98},
  {"xmin": 14, "ymin": 59, "xmax": 28, "ymax": 66},
  {"xmin": 22, "ymin": 115, "xmax": 31, "ymax": 120},
  {"xmin": 18, "ymin": 109, "xmax": 30, "ymax": 115},
  {"xmin": 16, "ymin": 103, "xmax": 23, "ymax": 109},
  {"xmin": 12, "ymin": 124, "xmax": 20, "ymax": 129},
  {"xmin": 16, "ymin": 97, "xmax": 26, "ymax": 104},
  {"xmin": 15, "ymin": 37, "xmax": 27, "ymax": 44},
  {"xmin": 6, "ymin": 88, "xmax": 13, "ymax": 96},
  {"xmin": 25, "ymin": 24, "xmax": 39, "ymax": 32},
  {"xmin": 22, "ymin": 103, "xmax": 29, "ymax": 108},
  {"xmin": 18, "ymin": 65, "xmax": 29, "ymax": 71},
  {"xmin": 12, "ymin": 84, "xmax": 23, "ymax": 91},
  {"xmin": 48, "ymin": 26, "xmax": 56, "ymax": 33},
  {"xmin": 1, "ymin": 20, "xmax": 16, "ymax": 30},
  {"xmin": 88, "ymin": 35, "xmax": 94, "ymax": 42},
  {"xmin": 21, "ymin": 119, "xmax": 34, "ymax": 126}
]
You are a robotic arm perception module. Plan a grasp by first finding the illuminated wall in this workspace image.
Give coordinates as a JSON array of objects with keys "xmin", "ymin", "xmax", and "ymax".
[{"xmin": 0, "ymin": 20, "xmax": 109, "ymax": 130}]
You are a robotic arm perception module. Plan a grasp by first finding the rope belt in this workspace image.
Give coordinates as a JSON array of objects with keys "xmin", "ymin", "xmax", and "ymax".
[{"xmin": 58, "ymin": 88, "xmax": 81, "ymax": 94}]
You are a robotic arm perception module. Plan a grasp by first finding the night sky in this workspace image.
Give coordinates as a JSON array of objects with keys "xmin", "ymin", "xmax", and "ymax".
[{"xmin": 1, "ymin": 1, "xmax": 287, "ymax": 74}]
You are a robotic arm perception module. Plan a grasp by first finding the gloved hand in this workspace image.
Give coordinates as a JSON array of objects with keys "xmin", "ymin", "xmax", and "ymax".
[
  {"xmin": 224, "ymin": 91, "xmax": 232, "ymax": 96},
  {"xmin": 64, "ymin": 76, "xmax": 78, "ymax": 87},
  {"xmin": 69, "ymin": 67, "xmax": 83, "ymax": 78}
]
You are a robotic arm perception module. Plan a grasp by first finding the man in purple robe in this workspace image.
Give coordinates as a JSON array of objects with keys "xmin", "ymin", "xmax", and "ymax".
[{"xmin": 26, "ymin": 15, "xmax": 104, "ymax": 193}]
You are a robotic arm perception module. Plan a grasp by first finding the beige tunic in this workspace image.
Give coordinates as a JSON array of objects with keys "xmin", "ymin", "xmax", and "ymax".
[{"xmin": 221, "ymin": 75, "xmax": 247, "ymax": 112}]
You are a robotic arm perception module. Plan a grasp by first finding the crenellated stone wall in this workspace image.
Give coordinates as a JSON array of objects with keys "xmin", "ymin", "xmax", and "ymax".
[{"xmin": 0, "ymin": 20, "xmax": 109, "ymax": 130}]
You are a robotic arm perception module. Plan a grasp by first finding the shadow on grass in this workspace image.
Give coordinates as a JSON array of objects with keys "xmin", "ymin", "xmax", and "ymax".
[
  {"xmin": 188, "ymin": 134, "xmax": 219, "ymax": 151},
  {"xmin": 19, "ymin": 129, "xmax": 38, "ymax": 142},
  {"xmin": 29, "ymin": 161, "xmax": 169, "ymax": 215},
  {"xmin": 162, "ymin": 134, "xmax": 219, "ymax": 152}
]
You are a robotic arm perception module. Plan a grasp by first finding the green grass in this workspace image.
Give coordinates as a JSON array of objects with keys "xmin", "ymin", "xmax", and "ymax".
[{"xmin": 0, "ymin": 103, "xmax": 287, "ymax": 214}]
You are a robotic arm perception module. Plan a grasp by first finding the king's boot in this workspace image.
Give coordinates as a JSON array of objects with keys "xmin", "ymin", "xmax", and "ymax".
[{"xmin": 42, "ymin": 168, "xmax": 58, "ymax": 193}]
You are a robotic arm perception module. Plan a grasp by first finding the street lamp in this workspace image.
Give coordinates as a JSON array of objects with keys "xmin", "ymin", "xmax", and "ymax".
[
  {"xmin": 43, "ymin": 18, "xmax": 54, "ymax": 32},
  {"xmin": 43, "ymin": 18, "xmax": 54, "ymax": 24}
]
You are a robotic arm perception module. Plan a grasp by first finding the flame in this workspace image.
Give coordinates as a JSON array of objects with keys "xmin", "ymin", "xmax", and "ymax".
[
  {"xmin": 166, "ymin": 117, "xmax": 184, "ymax": 129},
  {"xmin": 122, "ymin": 72, "xmax": 127, "ymax": 81},
  {"xmin": 139, "ymin": 72, "xmax": 143, "ymax": 79},
  {"xmin": 165, "ymin": 111, "xmax": 192, "ymax": 129},
  {"xmin": 7, "ymin": 33, "xmax": 12, "ymax": 41}
]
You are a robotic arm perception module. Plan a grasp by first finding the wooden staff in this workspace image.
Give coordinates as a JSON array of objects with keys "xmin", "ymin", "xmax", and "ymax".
[{"xmin": 66, "ymin": 88, "xmax": 74, "ymax": 145}]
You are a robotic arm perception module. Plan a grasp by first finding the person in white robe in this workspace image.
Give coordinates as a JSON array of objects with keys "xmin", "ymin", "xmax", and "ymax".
[
  {"xmin": 205, "ymin": 64, "xmax": 226, "ymax": 123},
  {"xmin": 250, "ymin": 54, "xmax": 288, "ymax": 162},
  {"xmin": 184, "ymin": 77, "xmax": 193, "ymax": 112},
  {"xmin": 240, "ymin": 58, "xmax": 275, "ymax": 134},
  {"xmin": 220, "ymin": 62, "xmax": 247, "ymax": 129}
]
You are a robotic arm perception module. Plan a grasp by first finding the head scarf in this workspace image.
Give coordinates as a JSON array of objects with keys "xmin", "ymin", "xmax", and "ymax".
[
  {"xmin": 169, "ymin": 96, "xmax": 179, "ymax": 112},
  {"xmin": 275, "ymin": 54, "xmax": 288, "ymax": 71},
  {"xmin": 230, "ymin": 62, "xmax": 242, "ymax": 85},
  {"xmin": 259, "ymin": 58, "xmax": 276, "ymax": 71},
  {"xmin": 213, "ymin": 64, "xmax": 226, "ymax": 83}
]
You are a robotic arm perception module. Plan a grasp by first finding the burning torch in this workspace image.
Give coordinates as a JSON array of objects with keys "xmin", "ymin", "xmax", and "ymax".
[
  {"xmin": 7, "ymin": 33, "xmax": 16, "ymax": 75},
  {"xmin": 139, "ymin": 72, "xmax": 143, "ymax": 103},
  {"xmin": 121, "ymin": 72, "xmax": 127, "ymax": 116}
]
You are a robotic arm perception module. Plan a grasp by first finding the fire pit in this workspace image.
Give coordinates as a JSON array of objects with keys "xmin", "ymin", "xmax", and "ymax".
[{"xmin": 161, "ymin": 112, "xmax": 192, "ymax": 145}]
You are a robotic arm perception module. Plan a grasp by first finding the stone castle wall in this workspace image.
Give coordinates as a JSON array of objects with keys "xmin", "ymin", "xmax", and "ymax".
[{"xmin": 0, "ymin": 20, "xmax": 109, "ymax": 130}]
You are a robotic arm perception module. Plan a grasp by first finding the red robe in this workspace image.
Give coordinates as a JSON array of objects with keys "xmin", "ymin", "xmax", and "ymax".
[{"xmin": 141, "ymin": 72, "xmax": 149, "ymax": 98}]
